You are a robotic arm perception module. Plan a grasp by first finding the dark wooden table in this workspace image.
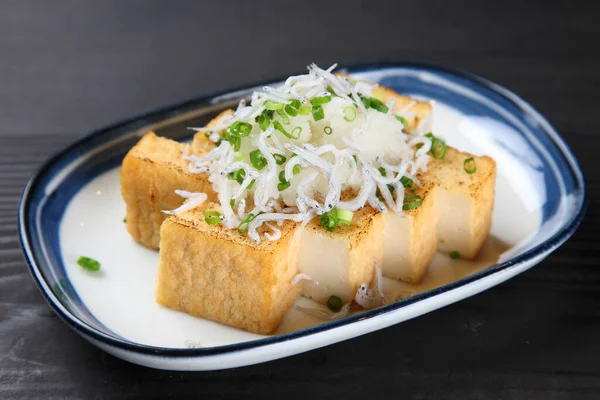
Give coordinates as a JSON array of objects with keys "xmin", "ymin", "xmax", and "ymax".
[{"xmin": 1, "ymin": 1, "xmax": 598, "ymax": 398}]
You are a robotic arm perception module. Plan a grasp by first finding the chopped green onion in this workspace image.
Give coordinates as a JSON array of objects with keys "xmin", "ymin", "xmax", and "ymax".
[
  {"xmin": 311, "ymin": 105, "xmax": 325, "ymax": 121},
  {"xmin": 359, "ymin": 95, "xmax": 371, "ymax": 108},
  {"xmin": 238, "ymin": 213, "xmax": 257, "ymax": 234},
  {"xmin": 430, "ymin": 138, "xmax": 447, "ymax": 160},
  {"xmin": 326, "ymin": 85, "xmax": 335, "ymax": 95},
  {"xmin": 276, "ymin": 109, "xmax": 290, "ymax": 125},
  {"xmin": 230, "ymin": 197, "xmax": 235, "ymax": 208},
  {"xmin": 230, "ymin": 121, "xmax": 252, "ymax": 137},
  {"xmin": 204, "ymin": 132, "xmax": 210, "ymax": 138},
  {"xmin": 278, "ymin": 181, "xmax": 291, "ymax": 191},
  {"xmin": 395, "ymin": 115, "xmax": 408, "ymax": 127},
  {"xmin": 368, "ymin": 97, "xmax": 388, "ymax": 113},
  {"xmin": 319, "ymin": 211, "xmax": 339, "ymax": 232},
  {"xmin": 298, "ymin": 105, "xmax": 311, "ymax": 116},
  {"xmin": 464, "ymin": 157, "xmax": 477, "ymax": 174},
  {"xmin": 450, "ymin": 250, "xmax": 460, "ymax": 260},
  {"xmin": 273, "ymin": 120, "xmax": 301, "ymax": 139},
  {"xmin": 376, "ymin": 189, "xmax": 384, "ymax": 202},
  {"xmin": 336, "ymin": 208, "xmax": 354, "ymax": 227},
  {"xmin": 228, "ymin": 169, "xmax": 250, "ymax": 185},
  {"xmin": 273, "ymin": 153, "xmax": 286, "ymax": 165},
  {"xmin": 324, "ymin": 126, "xmax": 333, "ymax": 135},
  {"xmin": 310, "ymin": 95, "xmax": 332, "ymax": 106},
  {"xmin": 264, "ymin": 100, "xmax": 284, "ymax": 110},
  {"xmin": 205, "ymin": 210, "xmax": 222, "ymax": 225},
  {"xmin": 352, "ymin": 155, "xmax": 358, "ymax": 163},
  {"xmin": 123, "ymin": 217, "xmax": 126, "ymax": 223},
  {"xmin": 224, "ymin": 130, "xmax": 242, "ymax": 151},
  {"xmin": 233, "ymin": 152, "xmax": 245, "ymax": 162},
  {"xmin": 250, "ymin": 150, "xmax": 267, "ymax": 170},
  {"xmin": 293, "ymin": 165, "xmax": 301, "ymax": 175},
  {"xmin": 326, "ymin": 295, "xmax": 343, "ymax": 312},
  {"xmin": 77, "ymin": 256, "xmax": 101, "ymax": 272},
  {"xmin": 424, "ymin": 132, "xmax": 434, "ymax": 139},
  {"xmin": 343, "ymin": 106, "xmax": 357, "ymax": 122},
  {"xmin": 247, "ymin": 179, "xmax": 255, "ymax": 189},
  {"xmin": 378, "ymin": 166, "xmax": 387, "ymax": 177},
  {"xmin": 400, "ymin": 176, "xmax": 413, "ymax": 188},
  {"xmin": 402, "ymin": 194, "xmax": 423, "ymax": 210},
  {"xmin": 387, "ymin": 183, "xmax": 395, "ymax": 193},
  {"xmin": 255, "ymin": 113, "xmax": 270, "ymax": 131},
  {"xmin": 284, "ymin": 99, "xmax": 301, "ymax": 117}
]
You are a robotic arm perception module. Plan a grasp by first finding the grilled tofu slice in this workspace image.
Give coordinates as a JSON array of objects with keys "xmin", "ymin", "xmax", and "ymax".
[
  {"xmin": 381, "ymin": 182, "xmax": 438, "ymax": 283},
  {"xmin": 121, "ymin": 132, "xmax": 214, "ymax": 249},
  {"xmin": 155, "ymin": 203, "xmax": 302, "ymax": 334},
  {"xmin": 298, "ymin": 206, "xmax": 385, "ymax": 304},
  {"xmin": 420, "ymin": 147, "xmax": 496, "ymax": 260}
]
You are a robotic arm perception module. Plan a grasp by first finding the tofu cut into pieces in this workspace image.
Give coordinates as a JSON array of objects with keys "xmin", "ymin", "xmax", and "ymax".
[
  {"xmin": 297, "ymin": 206, "xmax": 385, "ymax": 304},
  {"xmin": 121, "ymin": 132, "xmax": 214, "ymax": 249},
  {"xmin": 420, "ymin": 147, "xmax": 496, "ymax": 260},
  {"xmin": 381, "ymin": 182, "xmax": 438, "ymax": 284},
  {"xmin": 156, "ymin": 203, "xmax": 302, "ymax": 334}
]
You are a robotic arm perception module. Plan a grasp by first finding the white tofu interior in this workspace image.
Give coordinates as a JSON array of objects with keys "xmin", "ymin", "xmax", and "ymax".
[
  {"xmin": 382, "ymin": 212, "xmax": 412, "ymax": 281},
  {"xmin": 297, "ymin": 230, "xmax": 353, "ymax": 304},
  {"xmin": 437, "ymin": 189, "xmax": 472, "ymax": 255}
]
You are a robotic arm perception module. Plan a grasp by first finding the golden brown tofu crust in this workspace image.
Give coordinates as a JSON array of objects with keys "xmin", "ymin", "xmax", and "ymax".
[
  {"xmin": 421, "ymin": 147, "xmax": 496, "ymax": 259},
  {"xmin": 121, "ymin": 132, "xmax": 215, "ymax": 249},
  {"xmin": 156, "ymin": 206, "xmax": 301, "ymax": 334}
]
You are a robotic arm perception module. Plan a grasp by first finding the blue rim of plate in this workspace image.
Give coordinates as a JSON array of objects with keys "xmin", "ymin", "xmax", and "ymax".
[{"xmin": 18, "ymin": 61, "xmax": 587, "ymax": 358}]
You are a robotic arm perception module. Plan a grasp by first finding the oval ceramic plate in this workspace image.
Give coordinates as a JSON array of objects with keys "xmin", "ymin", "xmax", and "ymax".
[{"xmin": 19, "ymin": 63, "xmax": 585, "ymax": 371}]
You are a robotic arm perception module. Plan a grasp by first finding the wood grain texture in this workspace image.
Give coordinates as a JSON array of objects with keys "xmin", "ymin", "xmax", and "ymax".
[{"xmin": 0, "ymin": 1, "xmax": 599, "ymax": 399}]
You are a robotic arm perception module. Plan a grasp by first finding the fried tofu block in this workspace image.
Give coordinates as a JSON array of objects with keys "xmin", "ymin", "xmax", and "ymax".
[
  {"xmin": 420, "ymin": 147, "xmax": 496, "ymax": 260},
  {"xmin": 298, "ymin": 206, "xmax": 385, "ymax": 304},
  {"xmin": 382, "ymin": 182, "xmax": 438, "ymax": 283},
  {"xmin": 121, "ymin": 132, "xmax": 214, "ymax": 249},
  {"xmin": 155, "ymin": 204, "xmax": 302, "ymax": 334}
]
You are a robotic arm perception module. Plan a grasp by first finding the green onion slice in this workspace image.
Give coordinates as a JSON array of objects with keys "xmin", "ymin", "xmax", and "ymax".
[
  {"xmin": 277, "ymin": 181, "xmax": 291, "ymax": 191},
  {"xmin": 228, "ymin": 169, "xmax": 245, "ymax": 185},
  {"xmin": 284, "ymin": 99, "xmax": 301, "ymax": 117},
  {"xmin": 336, "ymin": 208, "xmax": 354, "ymax": 227},
  {"xmin": 368, "ymin": 97, "xmax": 388, "ymax": 113},
  {"xmin": 293, "ymin": 165, "xmax": 301, "ymax": 175},
  {"xmin": 449, "ymin": 250, "xmax": 460, "ymax": 260},
  {"xmin": 400, "ymin": 176, "xmax": 413, "ymax": 188},
  {"xmin": 205, "ymin": 210, "xmax": 222, "ymax": 225},
  {"xmin": 273, "ymin": 153, "xmax": 286, "ymax": 165},
  {"xmin": 230, "ymin": 197, "xmax": 235, "ymax": 208},
  {"xmin": 298, "ymin": 105, "xmax": 311, "ymax": 116},
  {"xmin": 273, "ymin": 121, "xmax": 302, "ymax": 139},
  {"xmin": 238, "ymin": 213, "xmax": 258, "ymax": 234},
  {"xmin": 464, "ymin": 157, "xmax": 477, "ymax": 174},
  {"xmin": 311, "ymin": 105, "xmax": 325, "ymax": 121},
  {"xmin": 250, "ymin": 150, "xmax": 267, "ymax": 170},
  {"xmin": 430, "ymin": 138, "xmax": 447, "ymax": 160},
  {"xmin": 230, "ymin": 121, "xmax": 252, "ymax": 137},
  {"xmin": 276, "ymin": 109, "xmax": 290, "ymax": 125},
  {"xmin": 402, "ymin": 194, "xmax": 423, "ymax": 210},
  {"xmin": 319, "ymin": 211, "xmax": 339, "ymax": 232},
  {"xmin": 310, "ymin": 95, "xmax": 332, "ymax": 107},
  {"xmin": 77, "ymin": 256, "xmax": 101, "ymax": 272},
  {"xmin": 326, "ymin": 295, "xmax": 343, "ymax": 312},
  {"xmin": 343, "ymin": 106, "xmax": 357, "ymax": 122},
  {"xmin": 395, "ymin": 115, "xmax": 408, "ymax": 127},
  {"xmin": 324, "ymin": 126, "xmax": 333, "ymax": 135},
  {"xmin": 264, "ymin": 100, "xmax": 284, "ymax": 110},
  {"xmin": 255, "ymin": 113, "xmax": 270, "ymax": 131},
  {"xmin": 378, "ymin": 166, "xmax": 387, "ymax": 177}
]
